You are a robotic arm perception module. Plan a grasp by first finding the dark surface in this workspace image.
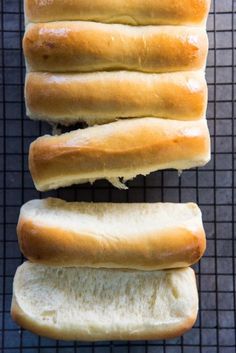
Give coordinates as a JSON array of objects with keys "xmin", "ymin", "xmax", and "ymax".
[{"xmin": 0, "ymin": 0, "xmax": 235, "ymax": 352}]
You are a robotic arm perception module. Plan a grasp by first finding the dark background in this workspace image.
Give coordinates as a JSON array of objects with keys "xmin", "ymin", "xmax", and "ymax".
[{"xmin": 0, "ymin": 0, "xmax": 235, "ymax": 352}]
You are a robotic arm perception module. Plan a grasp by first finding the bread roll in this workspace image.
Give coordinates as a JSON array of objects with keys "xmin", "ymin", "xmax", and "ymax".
[
  {"xmin": 11, "ymin": 263, "xmax": 198, "ymax": 340},
  {"xmin": 24, "ymin": 0, "xmax": 211, "ymax": 26},
  {"xmin": 17, "ymin": 198, "xmax": 206, "ymax": 269},
  {"xmin": 24, "ymin": 22, "xmax": 208, "ymax": 73},
  {"xmin": 25, "ymin": 71, "xmax": 207, "ymax": 125},
  {"xmin": 29, "ymin": 118, "xmax": 211, "ymax": 191}
]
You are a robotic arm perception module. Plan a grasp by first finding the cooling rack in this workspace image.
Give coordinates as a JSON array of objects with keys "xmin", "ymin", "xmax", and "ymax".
[{"xmin": 0, "ymin": 0, "xmax": 235, "ymax": 352}]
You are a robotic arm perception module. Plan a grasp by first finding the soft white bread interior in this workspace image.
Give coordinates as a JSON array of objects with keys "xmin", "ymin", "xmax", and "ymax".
[
  {"xmin": 25, "ymin": 71, "xmax": 207, "ymax": 125},
  {"xmin": 17, "ymin": 198, "xmax": 206, "ymax": 269},
  {"xmin": 29, "ymin": 117, "xmax": 211, "ymax": 191},
  {"xmin": 24, "ymin": 0, "xmax": 211, "ymax": 26},
  {"xmin": 11, "ymin": 263, "xmax": 198, "ymax": 341},
  {"xmin": 23, "ymin": 22, "xmax": 208, "ymax": 73}
]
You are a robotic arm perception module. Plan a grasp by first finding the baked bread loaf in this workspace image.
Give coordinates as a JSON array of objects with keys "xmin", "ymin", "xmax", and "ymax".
[
  {"xmin": 24, "ymin": 22, "xmax": 208, "ymax": 73},
  {"xmin": 29, "ymin": 117, "xmax": 211, "ymax": 191},
  {"xmin": 25, "ymin": 71, "xmax": 207, "ymax": 125},
  {"xmin": 11, "ymin": 263, "xmax": 198, "ymax": 340},
  {"xmin": 24, "ymin": 0, "xmax": 211, "ymax": 26},
  {"xmin": 17, "ymin": 198, "xmax": 206, "ymax": 269}
]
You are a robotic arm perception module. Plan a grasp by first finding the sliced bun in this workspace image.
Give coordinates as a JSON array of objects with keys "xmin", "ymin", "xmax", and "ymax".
[
  {"xmin": 24, "ymin": 22, "xmax": 208, "ymax": 73},
  {"xmin": 24, "ymin": 0, "xmax": 210, "ymax": 26},
  {"xmin": 12, "ymin": 263, "xmax": 198, "ymax": 341},
  {"xmin": 29, "ymin": 117, "xmax": 211, "ymax": 191},
  {"xmin": 17, "ymin": 198, "xmax": 206, "ymax": 269},
  {"xmin": 25, "ymin": 71, "xmax": 207, "ymax": 125}
]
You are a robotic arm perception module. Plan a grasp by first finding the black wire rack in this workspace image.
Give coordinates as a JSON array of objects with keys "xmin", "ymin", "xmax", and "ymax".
[{"xmin": 0, "ymin": 0, "xmax": 235, "ymax": 352}]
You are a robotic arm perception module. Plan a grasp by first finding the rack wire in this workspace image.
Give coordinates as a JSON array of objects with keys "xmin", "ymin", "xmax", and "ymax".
[{"xmin": 0, "ymin": 0, "xmax": 235, "ymax": 352}]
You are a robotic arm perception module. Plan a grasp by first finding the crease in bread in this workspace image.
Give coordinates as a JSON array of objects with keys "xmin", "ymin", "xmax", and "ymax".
[
  {"xmin": 23, "ymin": 22, "xmax": 208, "ymax": 73},
  {"xmin": 24, "ymin": 0, "xmax": 211, "ymax": 26},
  {"xmin": 11, "ymin": 263, "xmax": 198, "ymax": 341},
  {"xmin": 17, "ymin": 198, "xmax": 206, "ymax": 269},
  {"xmin": 25, "ymin": 71, "xmax": 208, "ymax": 125},
  {"xmin": 29, "ymin": 117, "xmax": 211, "ymax": 192}
]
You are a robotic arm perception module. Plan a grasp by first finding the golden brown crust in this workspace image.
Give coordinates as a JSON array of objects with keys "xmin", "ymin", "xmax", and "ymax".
[
  {"xmin": 17, "ymin": 217, "xmax": 206, "ymax": 269},
  {"xmin": 11, "ymin": 295, "xmax": 197, "ymax": 341},
  {"xmin": 25, "ymin": 0, "xmax": 211, "ymax": 25},
  {"xmin": 25, "ymin": 71, "xmax": 207, "ymax": 123},
  {"xmin": 28, "ymin": 118, "xmax": 211, "ymax": 191},
  {"xmin": 23, "ymin": 22, "xmax": 208, "ymax": 73}
]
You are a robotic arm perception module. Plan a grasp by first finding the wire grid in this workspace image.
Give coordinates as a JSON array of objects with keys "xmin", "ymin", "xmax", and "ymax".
[{"xmin": 0, "ymin": 0, "xmax": 235, "ymax": 352}]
